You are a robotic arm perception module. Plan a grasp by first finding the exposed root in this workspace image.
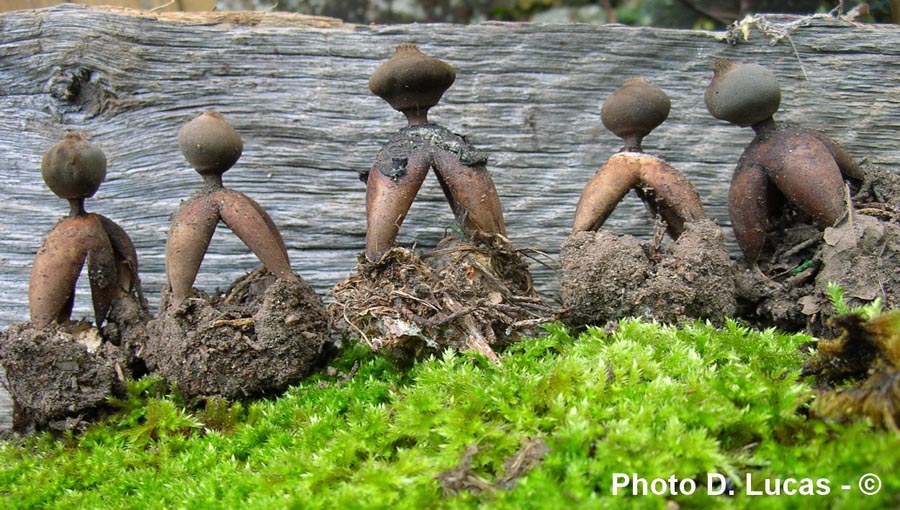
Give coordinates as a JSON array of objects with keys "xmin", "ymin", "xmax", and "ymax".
[{"xmin": 857, "ymin": 203, "xmax": 900, "ymax": 221}]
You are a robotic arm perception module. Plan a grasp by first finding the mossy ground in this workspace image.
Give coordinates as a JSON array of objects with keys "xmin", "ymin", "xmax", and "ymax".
[{"xmin": 2, "ymin": 320, "xmax": 899, "ymax": 510}]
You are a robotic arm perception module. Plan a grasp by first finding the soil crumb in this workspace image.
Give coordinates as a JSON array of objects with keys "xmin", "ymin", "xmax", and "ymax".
[
  {"xmin": 496, "ymin": 438, "xmax": 551, "ymax": 490},
  {"xmin": 559, "ymin": 219, "xmax": 735, "ymax": 328},
  {"xmin": 435, "ymin": 438, "xmax": 550, "ymax": 496},
  {"xmin": 145, "ymin": 268, "xmax": 331, "ymax": 401},
  {"xmin": 734, "ymin": 162, "xmax": 900, "ymax": 335},
  {"xmin": 436, "ymin": 445, "xmax": 494, "ymax": 496},
  {"xmin": 330, "ymin": 235, "xmax": 556, "ymax": 363},
  {"xmin": 802, "ymin": 310, "xmax": 900, "ymax": 429},
  {"xmin": 0, "ymin": 291, "xmax": 149, "ymax": 433}
]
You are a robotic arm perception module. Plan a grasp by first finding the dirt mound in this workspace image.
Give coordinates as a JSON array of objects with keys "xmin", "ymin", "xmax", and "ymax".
[
  {"xmin": 144, "ymin": 268, "xmax": 331, "ymax": 401},
  {"xmin": 559, "ymin": 218, "xmax": 736, "ymax": 327},
  {"xmin": 0, "ymin": 292, "xmax": 149, "ymax": 433},
  {"xmin": 734, "ymin": 162, "xmax": 900, "ymax": 335},
  {"xmin": 330, "ymin": 235, "xmax": 556, "ymax": 363}
]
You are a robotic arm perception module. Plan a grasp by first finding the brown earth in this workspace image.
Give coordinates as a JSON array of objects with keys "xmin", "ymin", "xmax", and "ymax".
[
  {"xmin": 330, "ymin": 234, "xmax": 556, "ymax": 364},
  {"xmin": 144, "ymin": 268, "xmax": 331, "ymax": 401},
  {"xmin": 559, "ymin": 218, "xmax": 736, "ymax": 328},
  {"xmin": 0, "ymin": 291, "xmax": 149, "ymax": 433},
  {"xmin": 559, "ymin": 163, "xmax": 900, "ymax": 335},
  {"xmin": 733, "ymin": 162, "xmax": 900, "ymax": 336}
]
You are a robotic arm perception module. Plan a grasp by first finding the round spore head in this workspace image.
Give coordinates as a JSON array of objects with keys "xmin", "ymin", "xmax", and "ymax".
[
  {"xmin": 600, "ymin": 77, "xmax": 671, "ymax": 140},
  {"xmin": 705, "ymin": 59, "xmax": 781, "ymax": 127},
  {"xmin": 41, "ymin": 132, "xmax": 107, "ymax": 200},
  {"xmin": 368, "ymin": 44, "xmax": 456, "ymax": 115},
  {"xmin": 178, "ymin": 111, "xmax": 243, "ymax": 175}
]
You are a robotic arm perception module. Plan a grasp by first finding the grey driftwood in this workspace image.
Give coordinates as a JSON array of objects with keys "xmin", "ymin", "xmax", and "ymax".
[
  {"xmin": 1, "ymin": 6, "xmax": 899, "ymax": 429},
  {"xmin": 3, "ymin": 6, "xmax": 898, "ymax": 325}
]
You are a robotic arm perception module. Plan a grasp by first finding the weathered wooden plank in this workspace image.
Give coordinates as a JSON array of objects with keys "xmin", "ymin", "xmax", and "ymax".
[
  {"xmin": 0, "ymin": 0, "xmax": 214, "ymax": 13},
  {"xmin": 0, "ymin": 7, "xmax": 898, "ymax": 324},
  {"xmin": 0, "ymin": 370, "xmax": 10, "ymax": 431},
  {"xmin": 1, "ymin": 6, "xmax": 899, "ymax": 431}
]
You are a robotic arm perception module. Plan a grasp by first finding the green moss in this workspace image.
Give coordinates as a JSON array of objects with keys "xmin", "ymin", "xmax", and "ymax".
[{"xmin": 2, "ymin": 319, "xmax": 899, "ymax": 509}]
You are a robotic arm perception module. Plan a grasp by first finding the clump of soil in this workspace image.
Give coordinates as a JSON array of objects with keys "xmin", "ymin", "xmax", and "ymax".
[
  {"xmin": 436, "ymin": 438, "xmax": 550, "ymax": 497},
  {"xmin": 734, "ymin": 162, "xmax": 900, "ymax": 335},
  {"xmin": 330, "ymin": 235, "xmax": 556, "ymax": 363},
  {"xmin": 802, "ymin": 310, "xmax": 900, "ymax": 429},
  {"xmin": 559, "ymin": 218, "xmax": 736, "ymax": 328},
  {"xmin": 0, "ymin": 292, "xmax": 149, "ymax": 433},
  {"xmin": 144, "ymin": 268, "xmax": 331, "ymax": 401}
]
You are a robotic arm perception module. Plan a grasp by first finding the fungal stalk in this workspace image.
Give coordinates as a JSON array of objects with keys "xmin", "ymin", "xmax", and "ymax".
[
  {"xmin": 29, "ymin": 132, "xmax": 140, "ymax": 329},
  {"xmin": 705, "ymin": 59, "xmax": 862, "ymax": 263},
  {"xmin": 164, "ymin": 111, "xmax": 296, "ymax": 307},
  {"xmin": 573, "ymin": 77, "xmax": 705, "ymax": 238},
  {"xmin": 363, "ymin": 44, "xmax": 506, "ymax": 262}
]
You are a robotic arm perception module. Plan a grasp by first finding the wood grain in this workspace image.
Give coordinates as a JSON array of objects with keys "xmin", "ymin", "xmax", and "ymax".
[
  {"xmin": 1, "ymin": 7, "xmax": 899, "ymax": 427},
  {"xmin": 3, "ymin": 6, "xmax": 896, "ymax": 327}
]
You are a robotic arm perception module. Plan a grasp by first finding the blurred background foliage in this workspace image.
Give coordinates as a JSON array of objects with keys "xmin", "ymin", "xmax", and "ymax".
[
  {"xmin": 4, "ymin": 1, "xmax": 896, "ymax": 25},
  {"xmin": 214, "ymin": 0, "xmax": 897, "ymax": 26}
]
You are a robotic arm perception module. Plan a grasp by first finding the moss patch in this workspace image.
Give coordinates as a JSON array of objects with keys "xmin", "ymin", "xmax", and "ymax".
[{"xmin": 2, "ymin": 320, "xmax": 899, "ymax": 509}]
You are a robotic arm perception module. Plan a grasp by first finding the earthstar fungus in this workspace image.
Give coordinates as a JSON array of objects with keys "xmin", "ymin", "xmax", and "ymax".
[
  {"xmin": 561, "ymin": 78, "xmax": 735, "ymax": 327},
  {"xmin": 332, "ymin": 45, "xmax": 554, "ymax": 362},
  {"xmin": 29, "ymin": 132, "xmax": 140, "ymax": 329},
  {"xmin": 705, "ymin": 59, "xmax": 862, "ymax": 262},
  {"xmin": 148, "ymin": 111, "xmax": 330, "ymax": 401},
  {"xmin": 364, "ymin": 44, "xmax": 506, "ymax": 261},
  {"xmin": 165, "ymin": 111, "xmax": 296, "ymax": 307},
  {"xmin": 573, "ymin": 77, "xmax": 705, "ymax": 238}
]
